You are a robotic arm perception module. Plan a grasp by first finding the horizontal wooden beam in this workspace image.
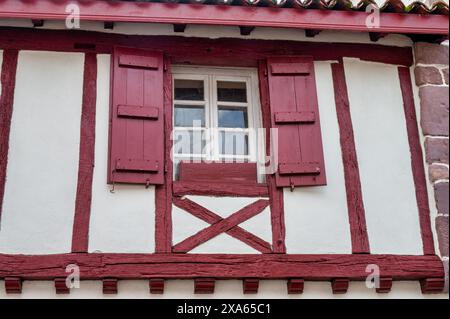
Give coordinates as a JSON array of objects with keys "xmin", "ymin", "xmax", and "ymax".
[
  {"xmin": 0, "ymin": 253, "xmax": 444, "ymax": 281},
  {"xmin": 0, "ymin": 27, "xmax": 414, "ymax": 66},
  {"xmin": 173, "ymin": 181, "xmax": 269, "ymax": 197},
  {"xmin": 0, "ymin": 0, "xmax": 447, "ymax": 35}
]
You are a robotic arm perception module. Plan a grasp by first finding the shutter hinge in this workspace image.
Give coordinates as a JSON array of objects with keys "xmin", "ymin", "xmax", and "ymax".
[{"xmin": 264, "ymin": 67, "xmax": 268, "ymax": 77}]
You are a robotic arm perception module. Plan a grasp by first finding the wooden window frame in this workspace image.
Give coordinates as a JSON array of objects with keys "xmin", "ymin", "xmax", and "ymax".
[
  {"xmin": 0, "ymin": 27, "xmax": 445, "ymax": 294},
  {"xmin": 172, "ymin": 66, "xmax": 263, "ymax": 167}
]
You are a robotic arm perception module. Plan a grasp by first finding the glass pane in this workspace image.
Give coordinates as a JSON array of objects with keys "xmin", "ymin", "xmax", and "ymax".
[
  {"xmin": 173, "ymin": 130, "xmax": 207, "ymax": 155},
  {"xmin": 218, "ymin": 106, "xmax": 248, "ymax": 128},
  {"xmin": 219, "ymin": 131, "xmax": 249, "ymax": 156},
  {"xmin": 174, "ymin": 105, "xmax": 205, "ymax": 127},
  {"xmin": 217, "ymin": 81, "xmax": 247, "ymax": 103},
  {"xmin": 174, "ymin": 79, "xmax": 204, "ymax": 101}
]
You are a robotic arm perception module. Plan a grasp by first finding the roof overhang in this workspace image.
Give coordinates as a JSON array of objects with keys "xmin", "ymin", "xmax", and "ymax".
[{"xmin": 0, "ymin": 0, "xmax": 448, "ymax": 36}]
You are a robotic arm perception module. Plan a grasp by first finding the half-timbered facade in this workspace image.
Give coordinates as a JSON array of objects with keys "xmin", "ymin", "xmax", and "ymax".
[{"xmin": 0, "ymin": 0, "xmax": 449, "ymax": 298}]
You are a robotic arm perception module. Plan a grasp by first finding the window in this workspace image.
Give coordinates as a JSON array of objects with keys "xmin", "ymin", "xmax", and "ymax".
[{"xmin": 172, "ymin": 66, "xmax": 263, "ymax": 177}]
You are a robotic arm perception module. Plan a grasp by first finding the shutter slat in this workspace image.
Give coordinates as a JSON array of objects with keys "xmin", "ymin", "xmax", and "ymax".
[
  {"xmin": 117, "ymin": 105, "xmax": 159, "ymax": 119},
  {"xmin": 267, "ymin": 56, "xmax": 326, "ymax": 188},
  {"xmin": 109, "ymin": 47, "xmax": 165, "ymax": 185},
  {"xmin": 116, "ymin": 159, "xmax": 159, "ymax": 173},
  {"xmin": 270, "ymin": 62, "xmax": 311, "ymax": 75},
  {"xmin": 119, "ymin": 54, "xmax": 159, "ymax": 69},
  {"xmin": 278, "ymin": 163, "xmax": 321, "ymax": 175},
  {"xmin": 274, "ymin": 111, "xmax": 316, "ymax": 124}
]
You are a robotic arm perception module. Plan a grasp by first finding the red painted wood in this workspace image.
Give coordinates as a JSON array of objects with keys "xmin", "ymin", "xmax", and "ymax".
[
  {"xmin": 119, "ymin": 54, "xmax": 159, "ymax": 69},
  {"xmin": 173, "ymin": 198, "xmax": 272, "ymax": 253},
  {"xmin": 194, "ymin": 278, "xmax": 215, "ymax": 294},
  {"xmin": 149, "ymin": 278, "xmax": 165, "ymax": 294},
  {"xmin": 0, "ymin": 0, "xmax": 447, "ymax": 35},
  {"xmin": 287, "ymin": 278, "xmax": 304, "ymax": 294},
  {"xmin": 4, "ymin": 277, "xmax": 22, "ymax": 294},
  {"xmin": 54, "ymin": 278, "xmax": 70, "ymax": 294},
  {"xmin": 331, "ymin": 278, "xmax": 349, "ymax": 294},
  {"xmin": 258, "ymin": 60, "xmax": 286, "ymax": 253},
  {"xmin": 0, "ymin": 27, "xmax": 414, "ymax": 67},
  {"xmin": 274, "ymin": 111, "xmax": 315, "ymax": 124},
  {"xmin": 420, "ymin": 278, "xmax": 445, "ymax": 294},
  {"xmin": 376, "ymin": 277, "xmax": 393, "ymax": 294},
  {"xmin": 155, "ymin": 58, "xmax": 173, "ymax": 253},
  {"xmin": 243, "ymin": 279, "xmax": 259, "ymax": 294},
  {"xmin": 173, "ymin": 200, "xmax": 270, "ymax": 253},
  {"xmin": 398, "ymin": 67, "xmax": 435, "ymax": 256},
  {"xmin": 331, "ymin": 62, "xmax": 370, "ymax": 254},
  {"xmin": 178, "ymin": 162, "xmax": 258, "ymax": 184},
  {"xmin": 115, "ymin": 158, "xmax": 159, "ymax": 173},
  {"xmin": 103, "ymin": 279, "xmax": 118, "ymax": 294},
  {"xmin": 117, "ymin": 105, "xmax": 159, "ymax": 119},
  {"xmin": 109, "ymin": 47, "xmax": 165, "ymax": 185},
  {"xmin": 268, "ymin": 56, "xmax": 326, "ymax": 188},
  {"xmin": 0, "ymin": 50, "xmax": 18, "ymax": 225},
  {"xmin": 0, "ymin": 253, "xmax": 444, "ymax": 280},
  {"xmin": 270, "ymin": 63, "xmax": 311, "ymax": 75},
  {"xmin": 278, "ymin": 163, "xmax": 321, "ymax": 175},
  {"xmin": 71, "ymin": 53, "xmax": 97, "ymax": 253},
  {"xmin": 173, "ymin": 181, "xmax": 269, "ymax": 197}
]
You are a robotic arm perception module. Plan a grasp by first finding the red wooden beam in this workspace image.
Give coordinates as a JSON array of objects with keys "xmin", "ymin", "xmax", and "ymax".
[
  {"xmin": 0, "ymin": 253, "xmax": 444, "ymax": 281},
  {"xmin": 243, "ymin": 279, "xmax": 259, "ymax": 294},
  {"xmin": 149, "ymin": 279, "xmax": 165, "ymax": 294},
  {"xmin": 54, "ymin": 278, "xmax": 70, "ymax": 294},
  {"xmin": 0, "ymin": 27, "xmax": 415, "ymax": 67},
  {"xmin": 103, "ymin": 279, "xmax": 118, "ymax": 294},
  {"xmin": 71, "ymin": 53, "xmax": 97, "ymax": 253},
  {"xmin": 420, "ymin": 278, "xmax": 445, "ymax": 294},
  {"xmin": 398, "ymin": 67, "xmax": 435, "ymax": 256},
  {"xmin": 154, "ymin": 58, "xmax": 173, "ymax": 254},
  {"xmin": 331, "ymin": 61, "xmax": 370, "ymax": 254},
  {"xmin": 0, "ymin": 0, "xmax": 447, "ymax": 35},
  {"xmin": 194, "ymin": 278, "xmax": 215, "ymax": 294},
  {"xmin": 173, "ymin": 198, "xmax": 272, "ymax": 253},
  {"xmin": 173, "ymin": 200, "xmax": 270, "ymax": 253},
  {"xmin": 0, "ymin": 50, "xmax": 18, "ymax": 225},
  {"xmin": 258, "ymin": 60, "xmax": 286, "ymax": 254},
  {"xmin": 332, "ymin": 278, "xmax": 349, "ymax": 294},
  {"xmin": 376, "ymin": 277, "xmax": 393, "ymax": 293},
  {"xmin": 4, "ymin": 277, "xmax": 22, "ymax": 294},
  {"xmin": 173, "ymin": 181, "xmax": 269, "ymax": 198},
  {"xmin": 287, "ymin": 278, "xmax": 304, "ymax": 294}
]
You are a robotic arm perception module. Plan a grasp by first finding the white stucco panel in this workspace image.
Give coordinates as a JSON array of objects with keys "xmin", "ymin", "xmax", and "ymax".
[
  {"xmin": 88, "ymin": 54, "xmax": 156, "ymax": 254},
  {"xmin": 344, "ymin": 58, "xmax": 423, "ymax": 255},
  {"xmin": 0, "ymin": 51, "xmax": 84, "ymax": 254},
  {"xmin": 284, "ymin": 62, "xmax": 352, "ymax": 254},
  {"xmin": 172, "ymin": 196, "xmax": 271, "ymax": 254}
]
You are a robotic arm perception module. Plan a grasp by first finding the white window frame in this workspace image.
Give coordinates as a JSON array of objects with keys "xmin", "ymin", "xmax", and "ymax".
[{"xmin": 172, "ymin": 65, "xmax": 263, "ymax": 165}]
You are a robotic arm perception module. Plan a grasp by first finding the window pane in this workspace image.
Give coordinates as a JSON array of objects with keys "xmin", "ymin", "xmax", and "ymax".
[
  {"xmin": 219, "ymin": 131, "xmax": 249, "ymax": 156},
  {"xmin": 173, "ymin": 130, "xmax": 207, "ymax": 155},
  {"xmin": 218, "ymin": 106, "xmax": 248, "ymax": 128},
  {"xmin": 174, "ymin": 79, "xmax": 204, "ymax": 101},
  {"xmin": 174, "ymin": 105, "xmax": 205, "ymax": 127},
  {"xmin": 217, "ymin": 81, "xmax": 247, "ymax": 103}
]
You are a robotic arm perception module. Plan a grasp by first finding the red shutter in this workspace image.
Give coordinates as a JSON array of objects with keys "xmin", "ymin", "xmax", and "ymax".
[
  {"xmin": 108, "ymin": 47, "xmax": 165, "ymax": 185},
  {"xmin": 267, "ymin": 56, "xmax": 326, "ymax": 188}
]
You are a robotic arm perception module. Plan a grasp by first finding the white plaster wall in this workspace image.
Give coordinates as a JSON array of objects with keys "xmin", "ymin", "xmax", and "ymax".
[
  {"xmin": 0, "ymin": 280, "xmax": 447, "ymax": 299},
  {"xmin": 172, "ymin": 196, "xmax": 272, "ymax": 254},
  {"xmin": 344, "ymin": 58, "xmax": 423, "ymax": 255},
  {"xmin": 0, "ymin": 51, "xmax": 84, "ymax": 254},
  {"xmin": 284, "ymin": 62, "xmax": 352, "ymax": 254},
  {"xmin": 88, "ymin": 54, "xmax": 156, "ymax": 253}
]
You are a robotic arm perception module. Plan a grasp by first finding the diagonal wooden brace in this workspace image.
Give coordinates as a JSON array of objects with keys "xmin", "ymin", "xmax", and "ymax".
[{"xmin": 173, "ymin": 199, "xmax": 270, "ymax": 253}]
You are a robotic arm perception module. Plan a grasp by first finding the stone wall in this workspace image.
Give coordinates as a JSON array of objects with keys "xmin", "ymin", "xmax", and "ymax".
[{"xmin": 414, "ymin": 42, "xmax": 449, "ymax": 293}]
